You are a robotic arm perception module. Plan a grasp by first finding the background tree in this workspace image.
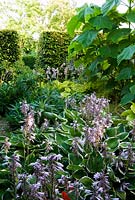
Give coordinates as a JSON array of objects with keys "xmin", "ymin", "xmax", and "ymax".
[
  {"xmin": 0, "ymin": 0, "xmax": 76, "ymax": 35},
  {"xmin": 44, "ymin": 0, "xmax": 76, "ymax": 31}
]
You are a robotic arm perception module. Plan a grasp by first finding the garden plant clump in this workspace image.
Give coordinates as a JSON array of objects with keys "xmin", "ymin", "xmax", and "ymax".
[
  {"xmin": 1, "ymin": 93, "xmax": 135, "ymax": 199},
  {"xmin": 0, "ymin": 0, "xmax": 135, "ymax": 199}
]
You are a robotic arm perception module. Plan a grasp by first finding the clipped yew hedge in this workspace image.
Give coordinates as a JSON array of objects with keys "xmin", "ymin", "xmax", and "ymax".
[
  {"xmin": 0, "ymin": 30, "xmax": 20, "ymax": 63},
  {"xmin": 36, "ymin": 31, "xmax": 71, "ymax": 68}
]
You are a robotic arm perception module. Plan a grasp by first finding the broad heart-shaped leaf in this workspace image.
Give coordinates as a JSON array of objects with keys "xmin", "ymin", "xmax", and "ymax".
[
  {"xmin": 126, "ymin": 11, "xmax": 135, "ymax": 23},
  {"xmin": 130, "ymin": 85, "xmax": 135, "ymax": 94},
  {"xmin": 67, "ymin": 15, "xmax": 81, "ymax": 36},
  {"xmin": 106, "ymin": 127, "xmax": 117, "ymax": 137},
  {"xmin": 116, "ymin": 191, "xmax": 126, "ymax": 200},
  {"xmin": 80, "ymin": 176, "xmax": 93, "ymax": 187},
  {"xmin": 117, "ymin": 45, "xmax": 135, "ymax": 65},
  {"xmin": 72, "ymin": 169, "xmax": 87, "ymax": 179},
  {"xmin": 84, "ymin": 6, "xmax": 94, "ymax": 22},
  {"xmin": 78, "ymin": 4, "xmax": 101, "ymax": 23},
  {"xmin": 89, "ymin": 15, "xmax": 113, "ymax": 30},
  {"xmin": 116, "ymin": 67, "xmax": 134, "ymax": 80},
  {"xmin": 67, "ymin": 164, "xmax": 83, "ymax": 171},
  {"xmin": 120, "ymin": 92, "xmax": 135, "ymax": 105},
  {"xmin": 106, "ymin": 137, "xmax": 119, "ymax": 149},
  {"xmin": 74, "ymin": 30, "xmax": 98, "ymax": 48},
  {"xmin": 107, "ymin": 28, "xmax": 131, "ymax": 43},
  {"xmin": 89, "ymin": 57, "xmax": 103, "ymax": 72},
  {"xmin": 68, "ymin": 153, "xmax": 83, "ymax": 165},
  {"xmin": 101, "ymin": 0, "xmax": 120, "ymax": 15},
  {"xmin": 99, "ymin": 45, "xmax": 118, "ymax": 58},
  {"xmin": 86, "ymin": 151, "xmax": 104, "ymax": 173},
  {"xmin": 117, "ymin": 132, "xmax": 129, "ymax": 141}
]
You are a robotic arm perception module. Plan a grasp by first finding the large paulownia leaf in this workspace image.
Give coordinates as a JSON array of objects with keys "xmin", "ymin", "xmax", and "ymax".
[
  {"xmin": 107, "ymin": 28, "xmax": 131, "ymax": 43},
  {"xmin": 117, "ymin": 45, "xmax": 135, "ymax": 65},
  {"xmin": 89, "ymin": 15, "xmax": 113, "ymax": 30},
  {"xmin": 99, "ymin": 45, "xmax": 118, "ymax": 58},
  {"xmin": 102, "ymin": 0, "xmax": 120, "ymax": 15},
  {"xmin": 126, "ymin": 11, "xmax": 135, "ymax": 23},
  {"xmin": 130, "ymin": 85, "xmax": 135, "ymax": 94},
  {"xmin": 120, "ymin": 92, "xmax": 135, "ymax": 105},
  {"xmin": 81, "ymin": 5, "xmax": 101, "ymax": 22},
  {"xmin": 116, "ymin": 67, "xmax": 135, "ymax": 80},
  {"xmin": 89, "ymin": 57, "xmax": 103, "ymax": 72},
  {"xmin": 74, "ymin": 30, "xmax": 98, "ymax": 48},
  {"xmin": 84, "ymin": 6, "xmax": 95, "ymax": 22},
  {"xmin": 67, "ymin": 15, "xmax": 81, "ymax": 36},
  {"xmin": 67, "ymin": 4, "xmax": 92, "ymax": 36}
]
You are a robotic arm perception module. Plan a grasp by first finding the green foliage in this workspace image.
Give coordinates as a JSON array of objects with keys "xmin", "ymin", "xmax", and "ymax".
[
  {"xmin": 53, "ymin": 80, "xmax": 90, "ymax": 97},
  {"xmin": 0, "ymin": 30, "xmax": 20, "ymax": 63},
  {"xmin": 1, "ymin": 93, "xmax": 135, "ymax": 199},
  {"xmin": 0, "ymin": 64, "xmax": 43, "ymax": 115},
  {"xmin": 101, "ymin": 0, "xmax": 121, "ymax": 15},
  {"xmin": 36, "ymin": 31, "xmax": 71, "ymax": 69},
  {"xmin": 22, "ymin": 52, "xmax": 36, "ymax": 69},
  {"xmin": 44, "ymin": 0, "xmax": 75, "ymax": 32},
  {"xmin": 67, "ymin": 0, "xmax": 135, "ymax": 104}
]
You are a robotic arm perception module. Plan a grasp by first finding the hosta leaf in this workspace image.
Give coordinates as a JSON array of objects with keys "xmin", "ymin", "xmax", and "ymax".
[
  {"xmin": 68, "ymin": 153, "xmax": 83, "ymax": 165},
  {"xmin": 120, "ymin": 142, "xmax": 131, "ymax": 148},
  {"xmin": 56, "ymin": 133, "xmax": 69, "ymax": 144},
  {"xmin": 74, "ymin": 30, "xmax": 98, "ymax": 48},
  {"xmin": 107, "ymin": 28, "xmax": 131, "ymax": 43},
  {"xmin": 117, "ymin": 45, "xmax": 135, "ymax": 65},
  {"xmin": 89, "ymin": 15, "xmax": 113, "ymax": 30},
  {"xmin": 72, "ymin": 169, "xmax": 87, "ymax": 179},
  {"xmin": 128, "ymin": 179, "xmax": 135, "ymax": 190},
  {"xmin": 126, "ymin": 11, "xmax": 135, "ymax": 23},
  {"xmin": 117, "ymin": 191, "xmax": 126, "ymax": 200},
  {"xmin": 86, "ymin": 151, "xmax": 104, "ymax": 173},
  {"xmin": 102, "ymin": 0, "xmax": 120, "ymax": 15},
  {"xmin": 116, "ymin": 67, "xmax": 134, "ymax": 80},
  {"xmin": 106, "ymin": 137, "xmax": 119, "ymax": 149},
  {"xmin": 108, "ymin": 167, "xmax": 120, "ymax": 182},
  {"xmin": 117, "ymin": 132, "xmax": 129, "ymax": 141},
  {"xmin": 106, "ymin": 127, "xmax": 117, "ymax": 137},
  {"xmin": 80, "ymin": 176, "xmax": 93, "ymax": 187},
  {"xmin": 67, "ymin": 164, "xmax": 83, "ymax": 171}
]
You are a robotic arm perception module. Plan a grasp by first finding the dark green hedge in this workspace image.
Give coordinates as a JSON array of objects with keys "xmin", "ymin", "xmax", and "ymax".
[
  {"xmin": 0, "ymin": 30, "xmax": 20, "ymax": 63},
  {"xmin": 36, "ymin": 31, "xmax": 71, "ymax": 68},
  {"xmin": 22, "ymin": 53, "xmax": 36, "ymax": 69}
]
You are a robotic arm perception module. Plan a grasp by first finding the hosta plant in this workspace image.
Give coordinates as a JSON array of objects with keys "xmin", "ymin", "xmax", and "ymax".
[{"xmin": 0, "ymin": 93, "xmax": 135, "ymax": 199}]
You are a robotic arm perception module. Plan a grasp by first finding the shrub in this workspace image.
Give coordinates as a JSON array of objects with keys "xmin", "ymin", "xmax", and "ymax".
[
  {"xmin": 22, "ymin": 52, "xmax": 36, "ymax": 69},
  {"xmin": 67, "ymin": 1, "xmax": 135, "ymax": 105},
  {"xmin": 0, "ymin": 30, "xmax": 20, "ymax": 63},
  {"xmin": 36, "ymin": 31, "xmax": 71, "ymax": 69}
]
